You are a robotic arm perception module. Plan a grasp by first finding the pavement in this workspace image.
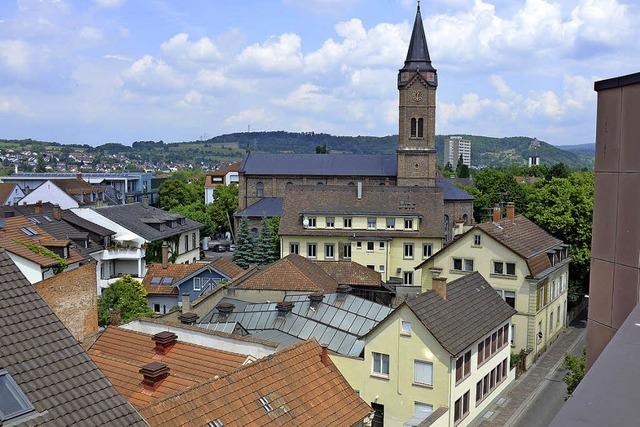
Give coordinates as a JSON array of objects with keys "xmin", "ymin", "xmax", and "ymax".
[{"xmin": 475, "ymin": 313, "xmax": 587, "ymax": 427}]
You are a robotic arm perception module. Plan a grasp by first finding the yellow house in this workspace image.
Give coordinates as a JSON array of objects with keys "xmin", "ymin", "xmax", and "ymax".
[
  {"xmin": 279, "ymin": 184, "xmax": 445, "ymax": 286},
  {"xmin": 330, "ymin": 272, "xmax": 516, "ymax": 427},
  {"xmin": 416, "ymin": 205, "xmax": 570, "ymax": 367}
]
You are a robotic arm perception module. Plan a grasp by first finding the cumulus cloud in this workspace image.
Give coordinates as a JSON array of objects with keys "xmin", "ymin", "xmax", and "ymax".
[
  {"xmin": 237, "ymin": 33, "xmax": 304, "ymax": 73},
  {"xmin": 122, "ymin": 55, "xmax": 183, "ymax": 91},
  {"xmin": 273, "ymin": 83, "xmax": 334, "ymax": 112},
  {"xmin": 224, "ymin": 108, "xmax": 273, "ymax": 126},
  {"xmin": 0, "ymin": 40, "xmax": 33, "ymax": 75},
  {"xmin": 161, "ymin": 33, "xmax": 222, "ymax": 63}
]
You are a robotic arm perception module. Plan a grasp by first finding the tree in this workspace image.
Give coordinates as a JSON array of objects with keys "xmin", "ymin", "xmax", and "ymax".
[
  {"xmin": 456, "ymin": 155, "xmax": 470, "ymax": 178},
  {"xmin": 35, "ymin": 155, "xmax": 47, "ymax": 172},
  {"xmin": 562, "ymin": 349, "xmax": 586, "ymax": 395},
  {"xmin": 206, "ymin": 184, "xmax": 238, "ymax": 235},
  {"xmin": 315, "ymin": 144, "xmax": 329, "ymax": 154},
  {"xmin": 268, "ymin": 216, "xmax": 281, "ymax": 261},
  {"xmin": 98, "ymin": 275, "xmax": 153, "ymax": 326},
  {"xmin": 465, "ymin": 168, "xmax": 528, "ymax": 222},
  {"xmin": 254, "ymin": 218, "xmax": 276, "ymax": 265},
  {"xmin": 444, "ymin": 162, "xmax": 453, "ymax": 174},
  {"xmin": 233, "ymin": 218, "xmax": 256, "ymax": 268},
  {"xmin": 546, "ymin": 162, "xmax": 570, "ymax": 180}
]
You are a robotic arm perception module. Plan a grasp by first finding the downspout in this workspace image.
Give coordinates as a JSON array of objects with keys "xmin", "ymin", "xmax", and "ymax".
[{"xmin": 397, "ymin": 320, "xmax": 402, "ymax": 396}]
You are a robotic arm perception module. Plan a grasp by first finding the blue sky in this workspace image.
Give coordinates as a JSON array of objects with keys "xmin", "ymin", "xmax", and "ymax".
[{"xmin": 0, "ymin": 0, "xmax": 638, "ymax": 146}]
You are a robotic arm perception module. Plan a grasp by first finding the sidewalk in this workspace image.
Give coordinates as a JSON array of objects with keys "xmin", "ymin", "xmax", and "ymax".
[{"xmin": 476, "ymin": 316, "xmax": 587, "ymax": 427}]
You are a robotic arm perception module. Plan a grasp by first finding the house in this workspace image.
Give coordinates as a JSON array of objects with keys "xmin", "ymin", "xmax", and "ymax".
[
  {"xmin": 18, "ymin": 178, "xmax": 106, "ymax": 209},
  {"xmin": 204, "ymin": 161, "xmax": 240, "ymax": 204},
  {"xmin": 142, "ymin": 253, "xmax": 244, "ymax": 314},
  {"xmin": 139, "ymin": 339, "xmax": 373, "ymax": 427},
  {"xmin": 0, "ymin": 182, "xmax": 25, "ymax": 205},
  {"xmin": 0, "ymin": 249, "xmax": 145, "ymax": 425},
  {"xmin": 415, "ymin": 204, "xmax": 570, "ymax": 367},
  {"xmin": 0, "ymin": 215, "xmax": 86, "ymax": 283},
  {"xmin": 314, "ymin": 259, "xmax": 389, "ymax": 303},
  {"xmin": 71, "ymin": 202, "xmax": 202, "ymax": 292},
  {"xmin": 330, "ymin": 272, "xmax": 516, "ymax": 427},
  {"xmin": 87, "ymin": 327, "xmax": 249, "ymax": 409},
  {"xmin": 34, "ymin": 262, "xmax": 99, "ymax": 342}
]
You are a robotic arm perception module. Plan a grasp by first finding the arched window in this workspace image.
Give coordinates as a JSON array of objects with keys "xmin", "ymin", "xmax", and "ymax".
[
  {"xmin": 285, "ymin": 181, "xmax": 293, "ymax": 189},
  {"xmin": 410, "ymin": 118, "xmax": 417, "ymax": 137},
  {"xmin": 444, "ymin": 215, "xmax": 450, "ymax": 242},
  {"xmin": 462, "ymin": 213, "xmax": 469, "ymax": 224},
  {"xmin": 417, "ymin": 118, "xmax": 424, "ymax": 138},
  {"xmin": 256, "ymin": 182, "xmax": 264, "ymax": 197},
  {"xmin": 347, "ymin": 182, "xmax": 355, "ymax": 186}
]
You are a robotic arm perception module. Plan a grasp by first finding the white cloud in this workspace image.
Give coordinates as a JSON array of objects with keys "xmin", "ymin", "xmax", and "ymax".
[
  {"xmin": 0, "ymin": 96, "xmax": 26, "ymax": 114},
  {"xmin": 224, "ymin": 108, "xmax": 273, "ymax": 126},
  {"xmin": 161, "ymin": 33, "xmax": 222, "ymax": 63},
  {"xmin": 79, "ymin": 26, "xmax": 103, "ymax": 41},
  {"xmin": 178, "ymin": 90, "xmax": 204, "ymax": 108},
  {"xmin": 273, "ymin": 83, "xmax": 334, "ymax": 112},
  {"xmin": 0, "ymin": 40, "xmax": 33, "ymax": 75},
  {"xmin": 103, "ymin": 54, "xmax": 133, "ymax": 61},
  {"xmin": 237, "ymin": 33, "xmax": 303, "ymax": 73},
  {"xmin": 94, "ymin": 0, "xmax": 126, "ymax": 8},
  {"xmin": 122, "ymin": 55, "xmax": 183, "ymax": 91}
]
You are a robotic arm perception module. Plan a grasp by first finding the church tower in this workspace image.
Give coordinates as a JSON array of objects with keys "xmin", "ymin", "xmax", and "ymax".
[{"xmin": 396, "ymin": 3, "xmax": 437, "ymax": 187}]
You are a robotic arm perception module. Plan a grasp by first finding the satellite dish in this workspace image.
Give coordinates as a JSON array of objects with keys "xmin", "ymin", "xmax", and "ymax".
[{"xmin": 303, "ymin": 218, "xmax": 309, "ymax": 227}]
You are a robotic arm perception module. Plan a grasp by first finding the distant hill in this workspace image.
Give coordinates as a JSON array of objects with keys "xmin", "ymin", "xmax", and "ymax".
[
  {"xmin": 0, "ymin": 132, "xmax": 595, "ymax": 169},
  {"xmin": 557, "ymin": 143, "xmax": 595, "ymax": 153}
]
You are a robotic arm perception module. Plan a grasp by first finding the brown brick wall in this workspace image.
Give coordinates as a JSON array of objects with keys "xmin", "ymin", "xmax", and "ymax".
[{"xmin": 35, "ymin": 262, "xmax": 99, "ymax": 342}]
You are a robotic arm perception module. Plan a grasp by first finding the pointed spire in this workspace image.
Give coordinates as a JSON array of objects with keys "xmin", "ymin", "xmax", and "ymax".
[{"xmin": 402, "ymin": 2, "xmax": 435, "ymax": 71}]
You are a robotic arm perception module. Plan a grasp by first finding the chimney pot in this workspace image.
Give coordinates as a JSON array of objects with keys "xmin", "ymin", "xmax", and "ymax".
[
  {"xmin": 336, "ymin": 284, "xmax": 352, "ymax": 294},
  {"xmin": 161, "ymin": 242, "xmax": 169, "ymax": 269},
  {"xmin": 492, "ymin": 204, "xmax": 501, "ymax": 223},
  {"xmin": 139, "ymin": 362, "xmax": 170, "ymax": 389},
  {"xmin": 178, "ymin": 312, "xmax": 198, "ymax": 325},
  {"xmin": 152, "ymin": 331, "xmax": 178, "ymax": 355},
  {"xmin": 506, "ymin": 202, "xmax": 515, "ymax": 220},
  {"xmin": 308, "ymin": 292, "xmax": 325, "ymax": 307},
  {"xmin": 216, "ymin": 302, "xmax": 235, "ymax": 320},
  {"xmin": 432, "ymin": 277, "xmax": 447, "ymax": 300},
  {"xmin": 275, "ymin": 301, "xmax": 294, "ymax": 317},
  {"xmin": 52, "ymin": 204, "xmax": 61, "ymax": 220},
  {"xmin": 321, "ymin": 344, "xmax": 329, "ymax": 366}
]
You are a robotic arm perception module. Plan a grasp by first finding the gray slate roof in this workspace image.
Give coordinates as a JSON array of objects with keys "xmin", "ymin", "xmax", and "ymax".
[
  {"xmin": 95, "ymin": 202, "xmax": 202, "ymax": 241},
  {"xmin": 234, "ymin": 197, "xmax": 283, "ymax": 218},
  {"xmin": 199, "ymin": 294, "xmax": 392, "ymax": 357},
  {"xmin": 0, "ymin": 249, "xmax": 146, "ymax": 426},
  {"xmin": 436, "ymin": 179, "xmax": 474, "ymax": 201},
  {"xmin": 406, "ymin": 272, "xmax": 516, "ymax": 356},
  {"xmin": 402, "ymin": 4, "xmax": 435, "ymax": 72},
  {"xmin": 240, "ymin": 153, "xmax": 397, "ymax": 176}
]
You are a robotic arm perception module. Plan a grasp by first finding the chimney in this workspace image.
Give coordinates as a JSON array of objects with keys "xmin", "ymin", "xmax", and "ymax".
[
  {"xmin": 492, "ymin": 204, "xmax": 501, "ymax": 223},
  {"xmin": 432, "ymin": 277, "xmax": 447, "ymax": 300},
  {"xmin": 357, "ymin": 182, "xmax": 363, "ymax": 200},
  {"xmin": 108, "ymin": 308, "xmax": 121, "ymax": 326},
  {"xmin": 308, "ymin": 292, "xmax": 324, "ymax": 309},
  {"xmin": 506, "ymin": 202, "xmax": 515, "ymax": 220},
  {"xmin": 161, "ymin": 242, "xmax": 169, "ymax": 269},
  {"xmin": 181, "ymin": 293, "xmax": 191, "ymax": 313},
  {"xmin": 178, "ymin": 312, "xmax": 198, "ymax": 325},
  {"xmin": 152, "ymin": 331, "xmax": 178, "ymax": 355},
  {"xmin": 275, "ymin": 301, "xmax": 294, "ymax": 318},
  {"xmin": 52, "ymin": 204, "xmax": 61, "ymax": 220},
  {"xmin": 216, "ymin": 303, "xmax": 235, "ymax": 321},
  {"xmin": 321, "ymin": 344, "xmax": 329, "ymax": 366},
  {"xmin": 335, "ymin": 284, "xmax": 351, "ymax": 302},
  {"xmin": 139, "ymin": 362, "xmax": 170, "ymax": 390},
  {"xmin": 142, "ymin": 196, "xmax": 149, "ymax": 207},
  {"xmin": 35, "ymin": 201, "xmax": 42, "ymax": 214},
  {"xmin": 76, "ymin": 173, "xmax": 82, "ymax": 180}
]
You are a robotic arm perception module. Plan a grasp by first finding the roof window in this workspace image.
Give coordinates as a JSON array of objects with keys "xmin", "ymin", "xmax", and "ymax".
[
  {"xmin": 207, "ymin": 420, "xmax": 224, "ymax": 427},
  {"xmin": 258, "ymin": 396, "xmax": 273, "ymax": 413},
  {"xmin": 0, "ymin": 369, "xmax": 34, "ymax": 423}
]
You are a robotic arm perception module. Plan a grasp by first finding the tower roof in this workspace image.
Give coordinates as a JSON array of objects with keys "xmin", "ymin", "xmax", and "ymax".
[{"xmin": 402, "ymin": 3, "xmax": 435, "ymax": 72}]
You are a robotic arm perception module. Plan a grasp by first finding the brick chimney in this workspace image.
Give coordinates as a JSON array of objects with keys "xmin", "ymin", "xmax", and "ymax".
[
  {"xmin": 178, "ymin": 312, "xmax": 198, "ymax": 325},
  {"xmin": 140, "ymin": 362, "xmax": 170, "ymax": 390},
  {"xmin": 152, "ymin": 331, "xmax": 178, "ymax": 355},
  {"xmin": 321, "ymin": 344, "xmax": 329, "ymax": 366},
  {"xmin": 276, "ymin": 301, "xmax": 294, "ymax": 318},
  {"xmin": 506, "ymin": 202, "xmax": 515, "ymax": 220},
  {"xmin": 181, "ymin": 293, "xmax": 192, "ymax": 313},
  {"xmin": 52, "ymin": 204, "xmax": 61, "ymax": 220},
  {"xmin": 432, "ymin": 277, "xmax": 447, "ymax": 300},
  {"xmin": 161, "ymin": 242, "xmax": 169, "ymax": 269},
  {"xmin": 34, "ymin": 201, "xmax": 42, "ymax": 214},
  {"xmin": 492, "ymin": 204, "xmax": 501, "ymax": 223}
]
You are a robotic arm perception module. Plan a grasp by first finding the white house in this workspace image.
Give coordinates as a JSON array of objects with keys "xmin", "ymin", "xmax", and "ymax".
[
  {"xmin": 18, "ymin": 178, "xmax": 105, "ymax": 209},
  {"xmin": 204, "ymin": 162, "xmax": 240, "ymax": 204},
  {"xmin": 0, "ymin": 183, "xmax": 25, "ymax": 206}
]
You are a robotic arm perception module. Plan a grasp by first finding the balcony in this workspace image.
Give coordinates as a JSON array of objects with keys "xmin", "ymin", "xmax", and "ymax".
[{"xmin": 101, "ymin": 247, "xmax": 144, "ymax": 260}]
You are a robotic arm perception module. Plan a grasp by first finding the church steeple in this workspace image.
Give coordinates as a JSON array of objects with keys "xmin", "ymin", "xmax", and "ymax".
[{"xmin": 402, "ymin": 3, "xmax": 435, "ymax": 72}]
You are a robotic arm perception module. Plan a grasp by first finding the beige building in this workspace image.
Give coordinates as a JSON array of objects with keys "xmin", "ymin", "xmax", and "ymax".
[
  {"xmin": 331, "ymin": 272, "xmax": 516, "ymax": 426},
  {"xmin": 416, "ymin": 204, "xmax": 570, "ymax": 367}
]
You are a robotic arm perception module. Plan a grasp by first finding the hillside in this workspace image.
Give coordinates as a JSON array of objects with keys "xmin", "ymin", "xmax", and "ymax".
[{"xmin": 0, "ymin": 132, "xmax": 594, "ymax": 170}]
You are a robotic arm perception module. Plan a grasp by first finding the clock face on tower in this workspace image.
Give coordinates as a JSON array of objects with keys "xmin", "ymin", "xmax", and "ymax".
[{"xmin": 413, "ymin": 90, "xmax": 423, "ymax": 102}]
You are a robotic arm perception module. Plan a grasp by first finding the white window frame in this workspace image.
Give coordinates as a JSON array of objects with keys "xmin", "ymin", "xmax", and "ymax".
[
  {"xmin": 366, "ymin": 241, "xmax": 374, "ymax": 252},
  {"xmin": 367, "ymin": 217, "xmax": 377, "ymax": 230},
  {"xmin": 193, "ymin": 277, "xmax": 202, "ymax": 291},
  {"xmin": 326, "ymin": 217, "xmax": 335, "ymax": 228},
  {"xmin": 307, "ymin": 243, "xmax": 317, "ymax": 259},
  {"xmin": 386, "ymin": 217, "xmax": 395, "ymax": 229},
  {"xmin": 343, "ymin": 217, "xmax": 352, "ymax": 228},
  {"xmin": 413, "ymin": 360, "xmax": 433, "ymax": 386},
  {"xmin": 474, "ymin": 234, "xmax": 482, "ymax": 246},
  {"xmin": 453, "ymin": 257, "xmax": 474, "ymax": 272},
  {"xmin": 324, "ymin": 243, "xmax": 335, "ymax": 259},
  {"xmin": 404, "ymin": 243, "xmax": 414, "ymax": 259},
  {"xmin": 289, "ymin": 242, "xmax": 299, "ymax": 255},
  {"xmin": 422, "ymin": 243, "xmax": 433, "ymax": 258},
  {"xmin": 372, "ymin": 352, "xmax": 390, "ymax": 376},
  {"xmin": 403, "ymin": 271, "xmax": 414, "ymax": 285}
]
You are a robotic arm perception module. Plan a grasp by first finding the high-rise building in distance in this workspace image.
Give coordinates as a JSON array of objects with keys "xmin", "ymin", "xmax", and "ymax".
[{"xmin": 444, "ymin": 136, "xmax": 471, "ymax": 167}]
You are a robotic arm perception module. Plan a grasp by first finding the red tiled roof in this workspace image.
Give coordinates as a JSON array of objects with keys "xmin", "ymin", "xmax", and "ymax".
[
  {"xmin": 210, "ymin": 257, "xmax": 245, "ymax": 280},
  {"xmin": 204, "ymin": 162, "xmax": 241, "ymax": 188},
  {"xmin": 140, "ymin": 339, "xmax": 371, "ymax": 426},
  {"xmin": 314, "ymin": 260, "xmax": 383, "ymax": 287},
  {"xmin": 88, "ymin": 327, "xmax": 247, "ymax": 409},
  {"xmin": 142, "ymin": 262, "xmax": 207, "ymax": 295}
]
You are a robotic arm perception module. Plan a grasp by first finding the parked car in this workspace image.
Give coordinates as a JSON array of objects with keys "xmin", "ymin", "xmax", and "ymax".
[{"xmin": 229, "ymin": 244, "xmax": 236, "ymax": 252}]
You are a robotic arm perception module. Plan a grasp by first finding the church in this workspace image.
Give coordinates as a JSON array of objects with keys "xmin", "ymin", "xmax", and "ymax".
[{"xmin": 235, "ymin": 5, "xmax": 474, "ymax": 285}]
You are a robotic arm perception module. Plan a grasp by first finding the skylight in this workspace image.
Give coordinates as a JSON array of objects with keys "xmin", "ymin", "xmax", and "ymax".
[
  {"xmin": 42, "ymin": 215, "xmax": 53, "ymax": 222},
  {"xmin": 0, "ymin": 370, "xmax": 34, "ymax": 423},
  {"xmin": 161, "ymin": 277, "xmax": 173, "ymax": 285},
  {"xmin": 150, "ymin": 277, "xmax": 161, "ymax": 285},
  {"xmin": 19, "ymin": 227, "xmax": 38, "ymax": 237},
  {"xmin": 258, "ymin": 396, "xmax": 273, "ymax": 413},
  {"xmin": 207, "ymin": 420, "xmax": 224, "ymax": 427},
  {"xmin": 28, "ymin": 217, "xmax": 41, "ymax": 225}
]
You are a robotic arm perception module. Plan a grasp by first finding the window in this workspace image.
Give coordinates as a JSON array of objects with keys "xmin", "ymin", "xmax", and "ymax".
[
  {"xmin": 506, "ymin": 262, "xmax": 516, "ymax": 275},
  {"xmin": 256, "ymin": 182, "xmax": 264, "ymax": 197},
  {"xmin": 493, "ymin": 261, "xmax": 503, "ymax": 275},
  {"xmin": 511, "ymin": 324, "xmax": 515, "ymax": 346},
  {"xmin": 307, "ymin": 243, "xmax": 317, "ymax": 258},
  {"xmin": 326, "ymin": 217, "xmax": 335, "ymax": 228},
  {"xmin": 356, "ymin": 241, "xmax": 362, "ymax": 249},
  {"xmin": 367, "ymin": 241, "xmax": 374, "ymax": 251},
  {"xmin": 386, "ymin": 217, "xmax": 395, "ymax": 229},
  {"xmin": 372, "ymin": 352, "xmax": 390, "ymax": 376},
  {"xmin": 343, "ymin": 217, "xmax": 352, "ymax": 228},
  {"xmin": 401, "ymin": 321, "xmax": 412, "ymax": 335},
  {"xmin": 484, "ymin": 337, "xmax": 491, "ymax": 359},
  {"xmin": 324, "ymin": 244, "xmax": 335, "ymax": 259},
  {"xmin": 493, "ymin": 261, "xmax": 516, "ymax": 276},
  {"xmin": 0, "ymin": 370, "xmax": 34, "ymax": 422},
  {"xmin": 208, "ymin": 420, "xmax": 224, "ymax": 427},
  {"xmin": 549, "ymin": 312, "xmax": 554, "ymax": 333},
  {"xmin": 403, "ymin": 243, "xmax": 414, "ymax": 259},
  {"xmin": 367, "ymin": 265, "xmax": 375, "ymax": 270},
  {"xmin": 498, "ymin": 327, "xmax": 503, "ymax": 346},
  {"xmin": 258, "ymin": 396, "xmax": 273, "ymax": 413},
  {"xmin": 289, "ymin": 242, "xmax": 299, "ymax": 254},
  {"xmin": 454, "ymin": 392, "xmax": 470, "ymax": 423},
  {"xmin": 184, "ymin": 236, "xmax": 189, "ymax": 253},
  {"xmin": 422, "ymin": 243, "xmax": 433, "ymax": 258},
  {"xmin": 557, "ymin": 306, "xmax": 561, "ymax": 329},
  {"xmin": 453, "ymin": 258, "xmax": 474, "ymax": 272},
  {"xmin": 476, "ymin": 380, "xmax": 483, "ymax": 404},
  {"xmin": 403, "ymin": 271, "xmax": 414, "ymax": 285},
  {"xmin": 404, "ymin": 218, "xmax": 413, "ymax": 229},
  {"xmin": 307, "ymin": 217, "xmax": 316, "ymax": 227},
  {"xmin": 191, "ymin": 233, "xmax": 196, "ymax": 250},
  {"xmin": 464, "ymin": 350, "xmax": 471, "ymax": 376},
  {"xmin": 193, "ymin": 277, "xmax": 202, "ymax": 291},
  {"xmin": 478, "ymin": 341, "xmax": 484, "ymax": 365},
  {"xmin": 411, "ymin": 117, "xmax": 417, "ymax": 137},
  {"xmin": 379, "ymin": 265, "xmax": 385, "ymax": 272},
  {"xmin": 491, "ymin": 332, "xmax": 498, "ymax": 353},
  {"xmin": 153, "ymin": 303, "xmax": 160, "ymax": 313},
  {"xmin": 414, "ymin": 361, "xmax": 433, "ymax": 386},
  {"xmin": 367, "ymin": 217, "xmax": 377, "ymax": 229},
  {"xmin": 343, "ymin": 244, "xmax": 351, "ymax": 259},
  {"xmin": 379, "ymin": 241, "xmax": 385, "ymax": 249},
  {"xmin": 417, "ymin": 118, "xmax": 424, "ymax": 138},
  {"xmin": 503, "ymin": 324, "xmax": 509, "ymax": 346},
  {"xmin": 496, "ymin": 289, "xmax": 516, "ymax": 308},
  {"xmin": 456, "ymin": 351, "xmax": 471, "ymax": 383}
]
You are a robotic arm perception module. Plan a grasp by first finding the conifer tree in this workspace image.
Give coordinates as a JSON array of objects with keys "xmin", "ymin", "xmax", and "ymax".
[
  {"xmin": 255, "ymin": 217, "xmax": 275, "ymax": 266},
  {"xmin": 233, "ymin": 218, "xmax": 255, "ymax": 268}
]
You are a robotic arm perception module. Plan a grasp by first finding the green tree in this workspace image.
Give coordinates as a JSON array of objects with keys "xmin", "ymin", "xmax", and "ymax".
[
  {"xmin": 206, "ymin": 184, "xmax": 239, "ymax": 235},
  {"xmin": 562, "ymin": 349, "xmax": 586, "ymax": 395},
  {"xmin": 233, "ymin": 217, "xmax": 256, "ymax": 268},
  {"xmin": 465, "ymin": 168, "xmax": 528, "ymax": 222},
  {"xmin": 444, "ymin": 162, "xmax": 454, "ymax": 174},
  {"xmin": 315, "ymin": 144, "xmax": 329, "ymax": 154},
  {"xmin": 98, "ymin": 275, "xmax": 153, "ymax": 326},
  {"xmin": 268, "ymin": 216, "xmax": 281, "ymax": 261},
  {"xmin": 546, "ymin": 162, "xmax": 570, "ymax": 179},
  {"xmin": 456, "ymin": 155, "xmax": 470, "ymax": 178},
  {"xmin": 35, "ymin": 155, "xmax": 47, "ymax": 172},
  {"xmin": 255, "ymin": 217, "xmax": 276, "ymax": 265}
]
